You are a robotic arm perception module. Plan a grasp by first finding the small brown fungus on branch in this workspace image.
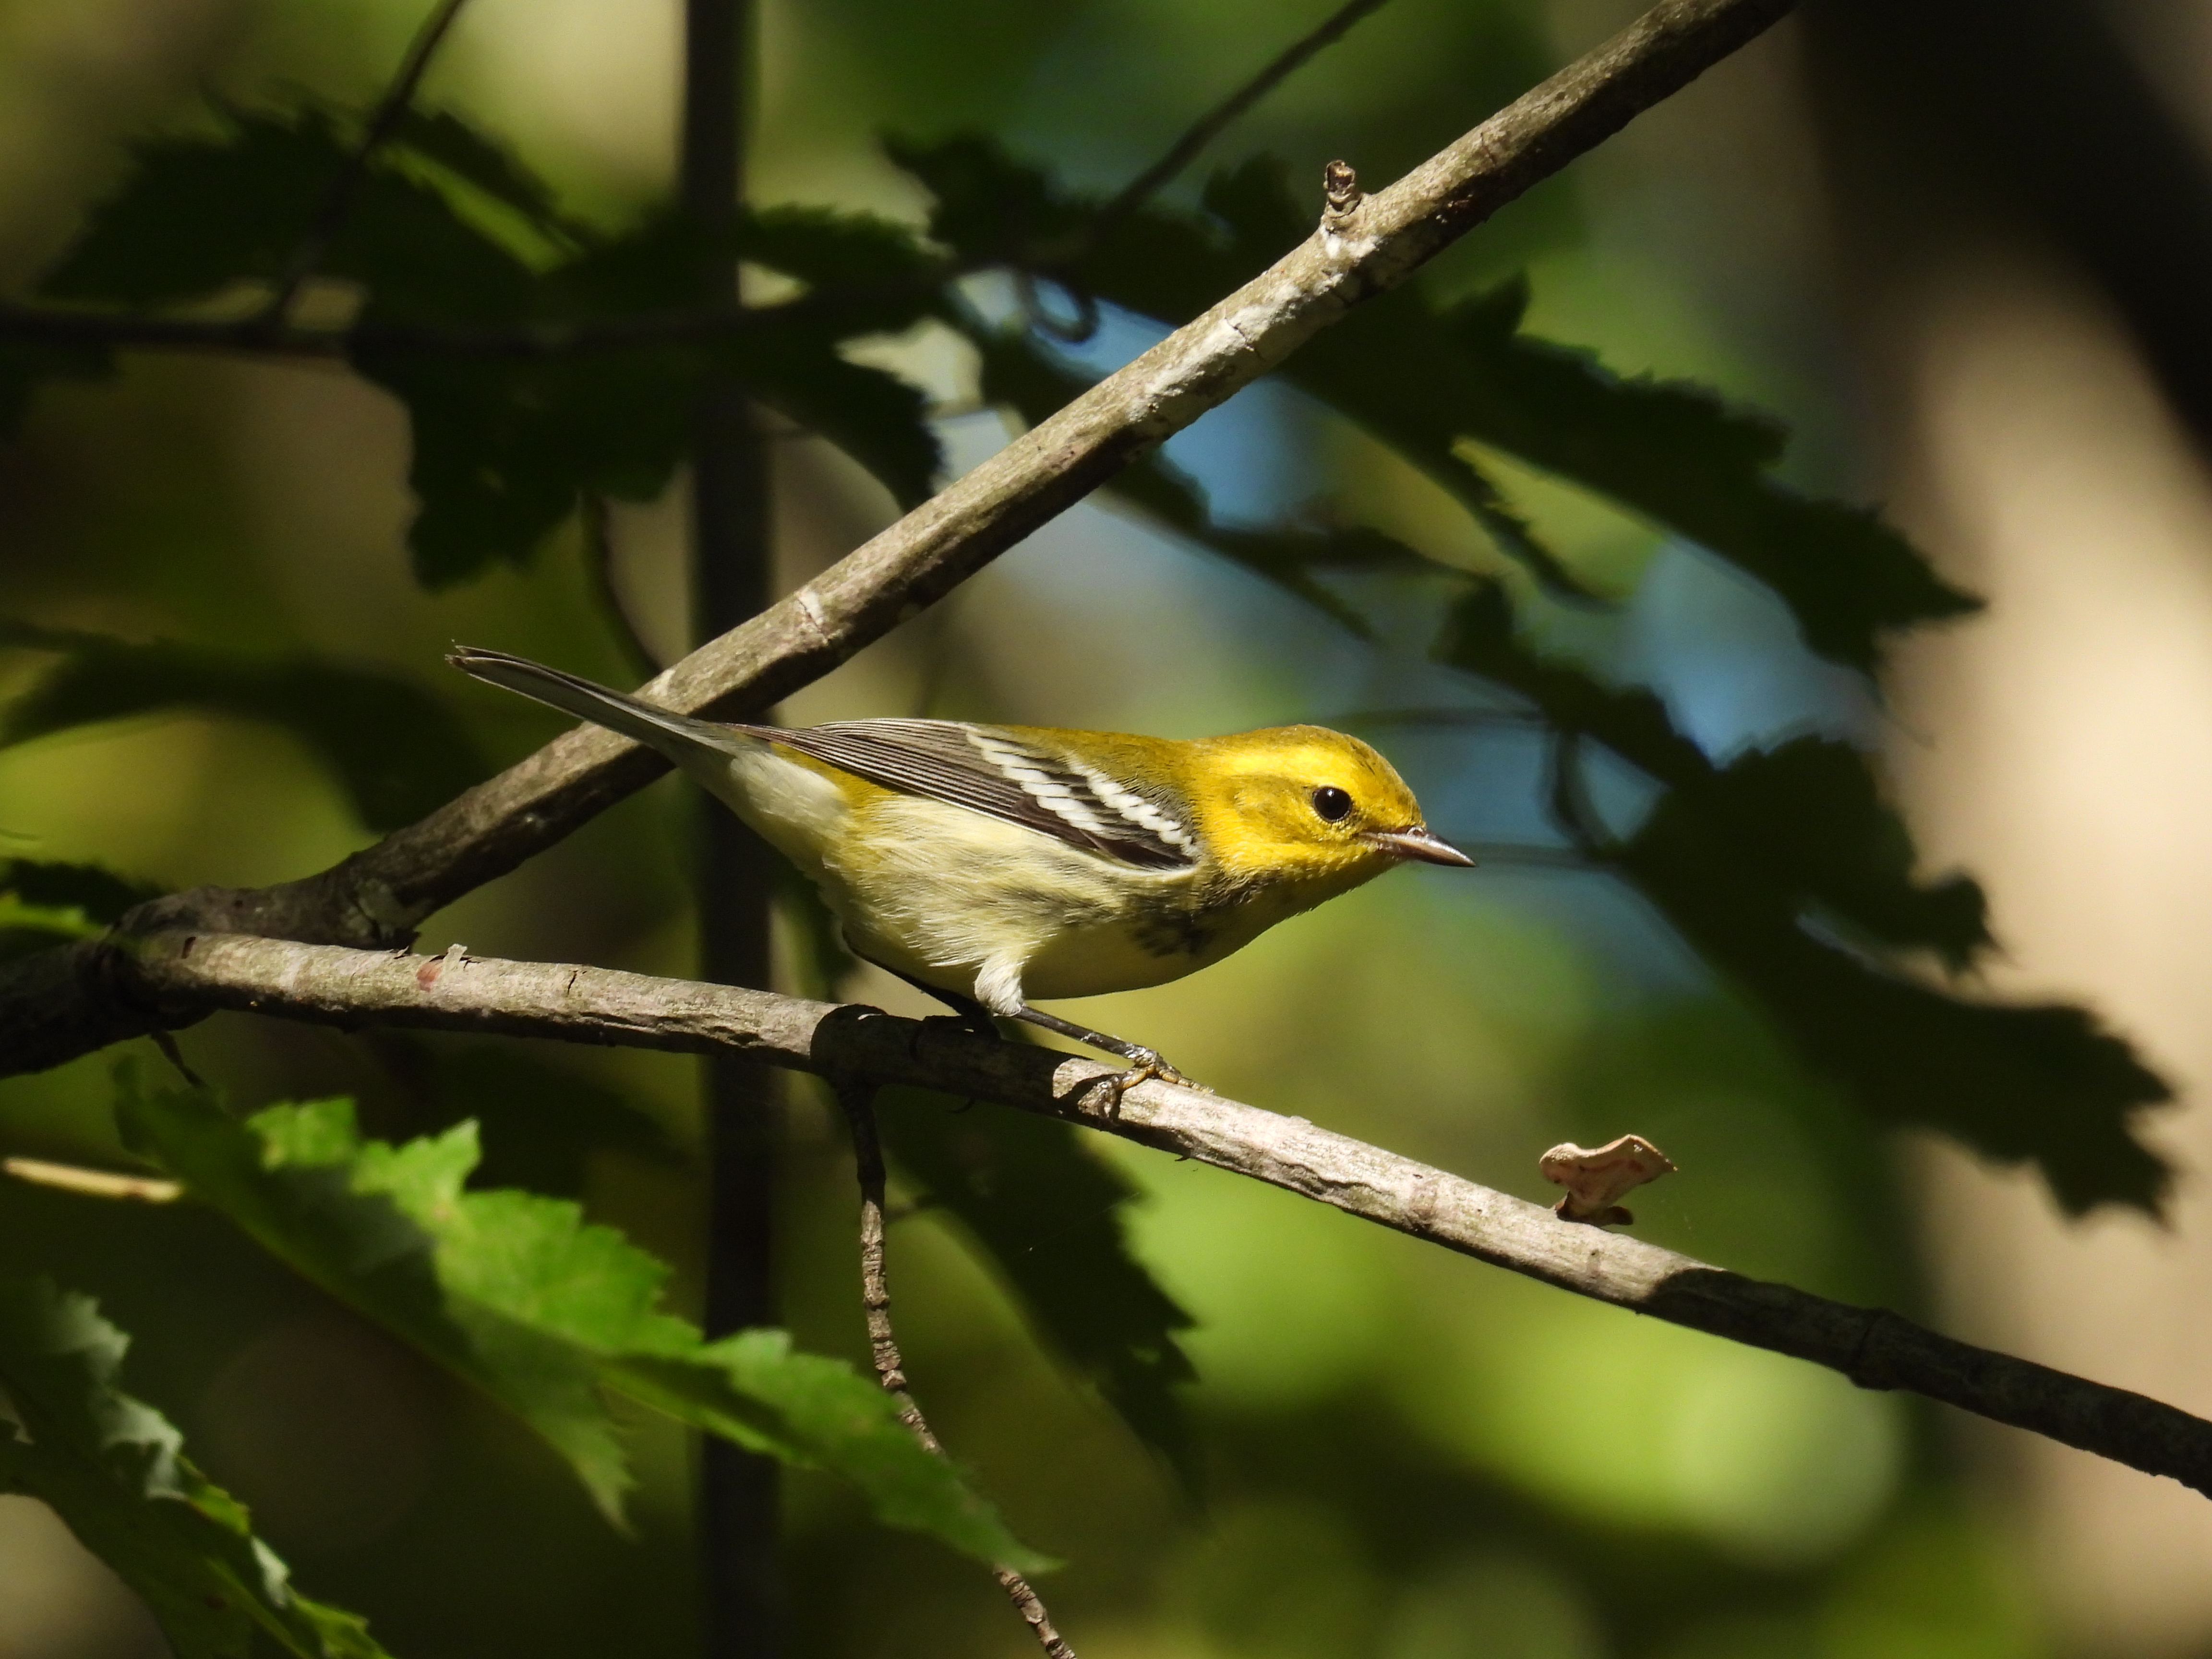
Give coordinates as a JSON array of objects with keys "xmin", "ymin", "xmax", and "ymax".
[
  {"xmin": 1322, "ymin": 159, "xmax": 1362, "ymax": 222},
  {"xmin": 1539, "ymin": 1134, "xmax": 1676, "ymax": 1226}
]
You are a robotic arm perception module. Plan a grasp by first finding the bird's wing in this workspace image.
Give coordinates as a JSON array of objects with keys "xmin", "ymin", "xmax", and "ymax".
[{"xmin": 739, "ymin": 718, "xmax": 1198, "ymax": 870}]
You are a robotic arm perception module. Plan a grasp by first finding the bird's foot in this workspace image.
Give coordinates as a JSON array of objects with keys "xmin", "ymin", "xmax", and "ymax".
[{"xmin": 1094, "ymin": 1047, "xmax": 1205, "ymax": 1112}]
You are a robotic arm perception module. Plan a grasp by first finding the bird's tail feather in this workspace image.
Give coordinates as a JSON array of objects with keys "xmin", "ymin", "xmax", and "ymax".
[{"xmin": 447, "ymin": 646, "xmax": 748, "ymax": 761}]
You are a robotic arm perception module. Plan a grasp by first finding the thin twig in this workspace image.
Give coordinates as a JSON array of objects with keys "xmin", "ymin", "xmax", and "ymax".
[
  {"xmin": 833, "ymin": 1080, "xmax": 1077, "ymax": 1659},
  {"xmin": 259, "ymin": 0, "xmax": 477, "ymax": 327},
  {"xmin": 1094, "ymin": 0, "xmax": 1396, "ymax": 236},
  {"xmin": 3, "ymin": 1157, "xmax": 181, "ymax": 1203},
  {"xmin": 90, "ymin": 930, "xmax": 2212, "ymax": 1504},
  {"xmin": 579, "ymin": 495, "xmax": 662, "ymax": 679}
]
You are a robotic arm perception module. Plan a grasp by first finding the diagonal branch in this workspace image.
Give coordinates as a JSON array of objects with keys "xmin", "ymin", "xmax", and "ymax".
[
  {"xmin": 0, "ymin": 0, "xmax": 1798, "ymax": 1076},
  {"xmin": 84, "ymin": 928, "xmax": 2212, "ymax": 1503}
]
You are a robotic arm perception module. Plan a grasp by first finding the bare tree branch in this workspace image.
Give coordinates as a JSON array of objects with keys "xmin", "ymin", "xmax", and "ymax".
[
  {"xmin": 0, "ymin": 0, "xmax": 1799, "ymax": 1075},
  {"xmin": 72, "ymin": 928, "xmax": 2212, "ymax": 1503},
  {"xmin": 834, "ymin": 1081, "xmax": 1077, "ymax": 1659}
]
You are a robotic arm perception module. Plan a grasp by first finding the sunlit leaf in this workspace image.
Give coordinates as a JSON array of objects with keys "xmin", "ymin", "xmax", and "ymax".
[
  {"xmin": 0, "ymin": 1276, "xmax": 392, "ymax": 1659},
  {"xmin": 117, "ymin": 1076, "xmax": 1042, "ymax": 1568},
  {"xmin": 0, "ymin": 620, "xmax": 485, "ymax": 831}
]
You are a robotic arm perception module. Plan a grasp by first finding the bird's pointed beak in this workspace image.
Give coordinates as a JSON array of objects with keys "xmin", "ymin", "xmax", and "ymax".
[{"xmin": 1365, "ymin": 825, "xmax": 1477, "ymax": 866}]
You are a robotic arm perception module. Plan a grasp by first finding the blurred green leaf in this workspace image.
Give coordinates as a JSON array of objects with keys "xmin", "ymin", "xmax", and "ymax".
[
  {"xmin": 357, "ymin": 345, "xmax": 702, "ymax": 587},
  {"xmin": 884, "ymin": 132, "xmax": 1094, "ymax": 266},
  {"xmin": 1621, "ymin": 805, "xmax": 2172, "ymax": 1214},
  {"xmin": 36, "ymin": 105, "xmax": 944, "ymax": 582},
  {"xmin": 0, "ymin": 619, "xmax": 485, "ymax": 831},
  {"xmin": 361, "ymin": 1034, "xmax": 680, "ymax": 1197},
  {"xmin": 41, "ymin": 104, "xmax": 537, "ymax": 321},
  {"xmin": 387, "ymin": 108, "xmax": 575, "ymax": 239},
  {"xmin": 740, "ymin": 203, "xmax": 941, "ymax": 297},
  {"xmin": 727, "ymin": 331, "xmax": 940, "ymax": 508},
  {"xmin": 0, "ymin": 856, "xmax": 163, "ymax": 962},
  {"xmin": 1438, "ymin": 579, "xmax": 2168, "ymax": 1210},
  {"xmin": 0, "ymin": 856, "xmax": 161, "ymax": 922},
  {"xmin": 879, "ymin": 1090, "xmax": 1200, "ymax": 1488},
  {"xmin": 40, "ymin": 106, "xmax": 344, "ymax": 305},
  {"xmin": 118, "ymin": 1075, "xmax": 1042, "ymax": 1568},
  {"xmin": 1657, "ymin": 737, "xmax": 1992, "ymax": 970},
  {"xmin": 0, "ymin": 1276, "xmax": 391, "ymax": 1659}
]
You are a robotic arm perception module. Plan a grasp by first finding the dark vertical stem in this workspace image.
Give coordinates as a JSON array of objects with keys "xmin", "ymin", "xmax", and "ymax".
[{"xmin": 682, "ymin": 0, "xmax": 781, "ymax": 1655}]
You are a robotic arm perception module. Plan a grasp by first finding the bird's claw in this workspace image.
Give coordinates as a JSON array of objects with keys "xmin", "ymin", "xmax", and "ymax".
[{"xmin": 1094, "ymin": 1048, "xmax": 1206, "ymax": 1112}]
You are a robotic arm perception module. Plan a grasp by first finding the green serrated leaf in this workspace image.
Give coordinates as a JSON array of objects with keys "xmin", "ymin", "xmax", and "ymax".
[
  {"xmin": 0, "ymin": 620, "xmax": 485, "ymax": 830},
  {"xmin": 357, "ymin": 346, "xmax": 702, "ymax": 585},
  {"xmin": 883, "ymin": 133, "xmax": 1096, "ymax": 265},
  {"xmin": 731, "ymin": 336, "xmax": 940, "ymax": 508},
  {"xmin": 0, "ymin": 1276, "xmax": 392, "ymax": 1659},
  {"xmin": 117, "ymin": 1076, "xmax": 1042, "ymax": 1568}
]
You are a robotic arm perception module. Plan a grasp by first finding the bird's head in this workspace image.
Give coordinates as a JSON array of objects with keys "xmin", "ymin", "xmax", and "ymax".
[{"xmin": 1185, "ymin": 724, "xmax": 1473, "ymax": 888}]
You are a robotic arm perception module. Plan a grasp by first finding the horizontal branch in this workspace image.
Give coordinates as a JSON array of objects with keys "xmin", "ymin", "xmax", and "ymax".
[
  {"xmin": 0, "ymin": 0, "xmax": 1795, "ymax": 1077},
  {"xmin": 102, "ymin": 929, "xmax": 2212, "ymax": 1501}
]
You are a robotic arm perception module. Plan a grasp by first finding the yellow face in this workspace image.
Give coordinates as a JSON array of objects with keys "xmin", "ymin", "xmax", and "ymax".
[{"xmin": 1185, "ymin": 725, "xmax": 1465, "ymax": 887}]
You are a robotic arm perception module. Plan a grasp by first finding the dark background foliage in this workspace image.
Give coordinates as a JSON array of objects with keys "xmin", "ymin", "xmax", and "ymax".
[{"xmin": 2, "ymin": 0, "xmax": 2208, "ymax": 1655}]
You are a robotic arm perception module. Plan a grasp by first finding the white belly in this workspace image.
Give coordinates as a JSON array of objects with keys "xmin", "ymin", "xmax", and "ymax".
[{"xmin": 820, "ymin": 794, "xmax": 1218, "ymax": 1009}]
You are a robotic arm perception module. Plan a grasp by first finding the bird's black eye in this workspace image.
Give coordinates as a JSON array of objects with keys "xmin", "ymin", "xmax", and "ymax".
[{"xmin": 1311, "ymin": 786, "xmax": 1354, "ymax": 823}]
